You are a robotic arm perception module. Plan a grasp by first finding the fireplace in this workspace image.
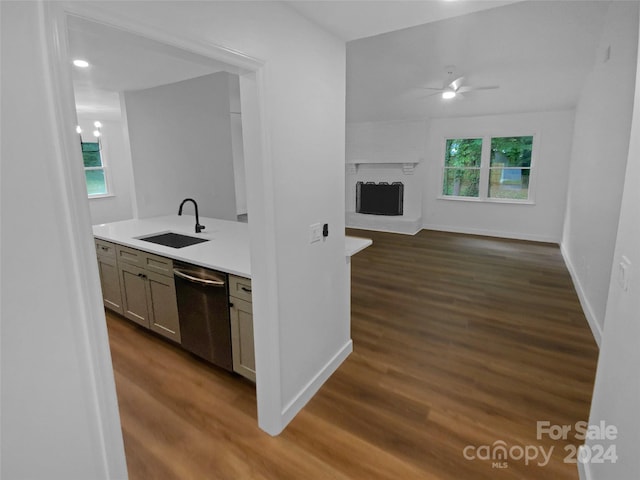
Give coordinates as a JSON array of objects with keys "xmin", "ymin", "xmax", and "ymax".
[{"xmin": 356, "ymin": 181, "xmax": 404, "ymax": 216}]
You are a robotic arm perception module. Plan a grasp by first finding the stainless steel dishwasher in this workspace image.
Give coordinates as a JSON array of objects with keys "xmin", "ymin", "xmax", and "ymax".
[{"xmin": 173, "ymin": 261, "xmax": 233, "ymax": 371}]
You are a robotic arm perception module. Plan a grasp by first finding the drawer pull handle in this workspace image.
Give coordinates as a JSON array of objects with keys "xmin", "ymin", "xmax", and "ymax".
[{"xmin": 241, "ymin": 286, "xmax": 252, "ymax": 293}]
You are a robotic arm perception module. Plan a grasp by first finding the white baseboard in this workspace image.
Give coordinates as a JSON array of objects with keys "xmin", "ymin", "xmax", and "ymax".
[
  {"xmin": 280, "ymin": 340, "xmax": 353, "ymax": 426},
  {"xmin": 560, "ymin": 243, "xmax": 603, "ymax": 347},
  {"xmin": 423, "ymin": 223, "xmax": 560, "ymax": 243}
]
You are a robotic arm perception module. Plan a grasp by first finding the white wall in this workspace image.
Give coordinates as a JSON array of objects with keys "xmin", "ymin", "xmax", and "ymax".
[
  {"xmin": 1, "ymin": 2, "xmax": 127, "ymax": 479},
  {"xmin": 581, "ymin": 10, "xmax": 640, "ymax": 479},
  {"xmin": 346, "ymin": 120, "xmax": 426, "ymax": 163},
  {"xmin": 345, "ymin": 120, "xmax": 426, "ymax": 233},
  {"xmin": 229, "ymin": 74, "xmax": 248, "ymax": 216},
  {"xmin": 423, "ymin": 110, "xmax": 575, "ymax": 242},
  {"xmin": 561, "ymin": 1, "xmax": 639, "ymax": 343},
  {"xmin": 124, "ymin": 72, "xmax": 237, "ymax": 220},
  {"xmin": 77, "ymin": 114, "xmax": 135, "ymax": 224}
]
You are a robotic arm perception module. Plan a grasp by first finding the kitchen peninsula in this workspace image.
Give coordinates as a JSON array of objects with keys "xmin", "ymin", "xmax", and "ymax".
[
  {"xmin": 93, "ymin": 215, "xmax": 253, "ymax": 278},
  {"xmin": 93, "ymin": 215, "xmax": 371, "ymax": 381}
]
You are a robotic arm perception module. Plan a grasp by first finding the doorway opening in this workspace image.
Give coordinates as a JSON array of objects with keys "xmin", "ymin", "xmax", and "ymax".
[{"xmin": 46, "ymin": 4, "xmax": 277, "ymax": 450}]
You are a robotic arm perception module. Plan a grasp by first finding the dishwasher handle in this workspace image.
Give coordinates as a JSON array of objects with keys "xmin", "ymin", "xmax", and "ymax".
[{"xmin": 173, "ymin": 268, "xmax": 226, "ymax": 287}]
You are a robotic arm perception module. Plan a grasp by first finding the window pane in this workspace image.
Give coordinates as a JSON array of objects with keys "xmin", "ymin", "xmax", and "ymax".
[
  {"xmin": 82, "ymin": 143, "xmax": 102, "ymax": 168},
  {"xmin": 443, "ymin": 168, "xmax": 480, "ymax": 197},
  {"xmin": 490, "ymin": 136, "xmax": 532, "ymax": 167},
  {"xmin": 85, "ymin": 169, "xmax": 107, "ymax": 196},
  {"xmin": 489, "ymin": 168, "xmax": 530, "ymax": 199},
  {"xmin": 445, "ymin": 138, "xmax": 482, "ymax": 168}
]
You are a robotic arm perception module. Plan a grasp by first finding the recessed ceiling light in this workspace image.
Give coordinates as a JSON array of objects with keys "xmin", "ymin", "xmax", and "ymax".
[
  {"xmin": 73, "ymin": 59, "xmax": 89, "ymax": 68},
  {"xmin": 442, "ymin": 90, "xmax": 456, "ymax": 100}
]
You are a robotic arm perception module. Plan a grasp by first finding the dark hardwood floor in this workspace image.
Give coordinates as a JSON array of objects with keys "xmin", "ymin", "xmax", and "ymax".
[{"xmin": 106, "ymin": 229, "xmax": 599, "ymax": 479}]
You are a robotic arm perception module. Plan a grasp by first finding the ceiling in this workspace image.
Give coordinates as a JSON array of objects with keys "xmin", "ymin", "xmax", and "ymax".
[
  {"xmin": 67, "ymin": 16, "xmax": 239, "ymax": 118},
  {"xmin": 68, "ymin": 1, "xmax": 613, "ymax": 125},
  {"xmin": 285, "ymin": 0, "xmax": 521, "ymax": 41},
  {"xmin": 68, "ymin": 1, "xmax": 522, "ymax": 119},
  {"xmin": 346, "ymin": 1, "xmax": 611, "ymax": 122}
]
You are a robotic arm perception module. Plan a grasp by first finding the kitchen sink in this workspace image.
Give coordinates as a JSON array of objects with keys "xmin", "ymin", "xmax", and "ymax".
[{"xmin": 137, "ymin": 232, "xmax": 209, "ymax": 248}]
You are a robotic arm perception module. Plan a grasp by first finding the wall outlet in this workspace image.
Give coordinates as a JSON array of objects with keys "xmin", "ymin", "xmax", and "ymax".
[{"xmin": 309, "ymin": 223, "xmax": 322, "ymax": 244}]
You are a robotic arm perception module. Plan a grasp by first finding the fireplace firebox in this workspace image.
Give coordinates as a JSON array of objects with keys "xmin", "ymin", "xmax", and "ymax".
[{"xmin": 356, "ymin": 181, "xmax": 404, "ymax": 216}]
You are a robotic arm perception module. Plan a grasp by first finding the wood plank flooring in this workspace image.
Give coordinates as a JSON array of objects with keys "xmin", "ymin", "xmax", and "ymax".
[{"xmin": 106, "ymin": 229, "xmax": 599, "ymax": 479}]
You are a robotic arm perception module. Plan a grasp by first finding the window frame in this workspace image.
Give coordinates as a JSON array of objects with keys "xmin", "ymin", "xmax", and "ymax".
[
  {"xmin": 442, "ymin": 137, "xmax": 483, "ymax": 200},
  {"xmin": 81, "ymin": 141, "xmax": 113, "ymax": 199},
  {"xmin": 438, "ymin": 133, "xmax": 538, "ymax": 204}
]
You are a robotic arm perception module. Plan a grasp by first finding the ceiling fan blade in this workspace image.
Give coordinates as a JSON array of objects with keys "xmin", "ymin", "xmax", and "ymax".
[
  {"xmin": 417, "ymin": 86, "xmax": 445, "ymax": 91},
  {"xmin": 456, "ymin": 85, "xmax": 499, "ymax": 94},
  {"xmin": 449, "ymin": 76, "xmax": 465, "ymax": 91},
  {"xmin": 418, "ymin": 91, "xmax": 445, "ymax": 99}
]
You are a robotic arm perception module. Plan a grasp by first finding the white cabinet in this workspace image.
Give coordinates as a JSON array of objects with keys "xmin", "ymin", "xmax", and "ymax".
[
  {"xmin": 229, "ymin": 275, "xmax": 255, "ymax": 381},
  {"xmin": 95, "ymin": 239, "xmax": 123, "ymax": 314},
  {"xmin": 116, "ymin": 245, "xmax": 181, "ymax": 343},
  {"xmin": 118, "ymin": 261, "xmax": 150, "ymax": 328},
  {"xmin": 95, "ymin": 238, "xmax": 256, "ymax": 373}
]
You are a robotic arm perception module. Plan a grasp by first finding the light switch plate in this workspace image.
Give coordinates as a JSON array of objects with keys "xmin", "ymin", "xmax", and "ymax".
[
  {"xmin": 309, "ymin": 223, "xmax": 322, "ymax": 244},
  {"xmin": 618, "ymin": 256, "xmax": 631, "ymax": 292}
]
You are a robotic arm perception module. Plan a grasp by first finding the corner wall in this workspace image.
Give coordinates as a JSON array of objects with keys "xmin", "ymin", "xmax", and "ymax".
[
  {"xmin": 561, "ymin": 1, "xmax": 639, "ymax": 344},
  {"xmin": 580, "ymin": 6, "xmax": 640, "ymax": 479},
  {"xmin": 1, "ymin": 2, "xmax": 127, "ymax": 478}
]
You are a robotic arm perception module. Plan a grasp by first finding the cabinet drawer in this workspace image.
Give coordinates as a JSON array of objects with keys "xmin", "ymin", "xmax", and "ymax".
[
  {"xmin": 144, "ymin": 252, "xmax": 173, "ymax": 277},
  {"xmin": 116, "ymin": 245, "xmax": 144, "ymax": 267},
  {"xmin": 229, "ymin": 275, "xmax": 252, "ymax": 302},
  {"xmin": 115, "ymin": 245, "xmax": 173, "ymax": 277},
  {"xmin": 95, "ymin": 239, "xmax": 116, "ymax": 259}
]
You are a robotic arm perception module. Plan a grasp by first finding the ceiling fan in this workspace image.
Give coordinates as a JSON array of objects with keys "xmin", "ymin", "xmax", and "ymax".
[{"xmin": 420, "ymin": 66, "xmax": 499, "ymax": 100}]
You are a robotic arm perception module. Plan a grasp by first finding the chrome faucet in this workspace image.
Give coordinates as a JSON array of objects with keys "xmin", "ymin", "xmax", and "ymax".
[{"xmin": 178, "ymin": 198, "xmax": 205, "ymax": 233}]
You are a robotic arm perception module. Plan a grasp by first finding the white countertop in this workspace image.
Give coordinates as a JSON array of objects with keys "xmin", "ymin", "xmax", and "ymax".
[
  {"xmin": 345, "ymin": 235, "xmax": 373, "ymax": 257},
  {"xmin": 93, "ymin": 215, "xmax": 371, "ymax": 278}
]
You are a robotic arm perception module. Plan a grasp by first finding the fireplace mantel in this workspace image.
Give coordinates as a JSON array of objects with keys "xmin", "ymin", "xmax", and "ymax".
[{"xmin": 346, "ymin": 160, "xmax": 419, "ymax": 175}]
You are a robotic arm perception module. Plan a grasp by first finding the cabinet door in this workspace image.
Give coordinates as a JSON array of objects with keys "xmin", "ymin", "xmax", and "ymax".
[
  {"xmin": 147, "ymin": 271, "xmax": 181, "ymax": 343},
  {"xmin": 230, "ymin": 297, "xmax": 255, "ymax": 381},
  {"xmin": 97, "ymin": 254, "xmax": 123, "ymax": 314},
  {"xmin": 118, "ymin": 263, "xmax": 150, "ymax": 328}
]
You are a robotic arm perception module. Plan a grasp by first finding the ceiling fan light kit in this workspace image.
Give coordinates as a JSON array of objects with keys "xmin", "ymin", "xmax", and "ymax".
[{"xmin": 420, "ymin": 66, "xmax": 499, "ymax": 101}]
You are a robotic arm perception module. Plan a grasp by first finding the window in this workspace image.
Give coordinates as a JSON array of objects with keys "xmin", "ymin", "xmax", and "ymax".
[
  {"xmin": 489, "ymin": 136, "xmax": 532, "ymax": 200},
  {"xmin": 82, "ymin": 142, "xmax": 108, "ymax": 196},
  {"xmin": 443, "ymin": 138, "xmax": 482, "ymax": 198},
  {"xmin": 441, "ymin": 135, "xmax": 534, "ymax": 202}
]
